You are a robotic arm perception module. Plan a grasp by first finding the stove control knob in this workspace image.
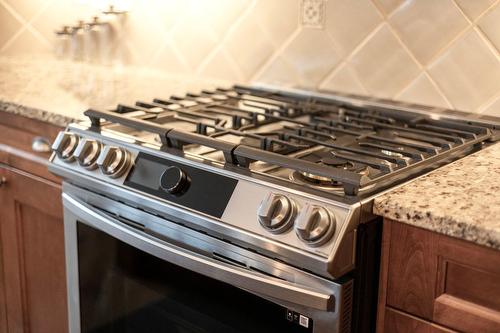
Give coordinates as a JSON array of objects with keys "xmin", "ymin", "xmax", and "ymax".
[
  {"xmin": 74, "ymin": 139, "xmax": 102, "ymax": 169},
  {"xmin": 51, "ymin": 132, "xmax": 79, "ymax": 162},
  {"xmin": 160, "ymin": 166, "xmax": 189, "ymax": 194},
  {"xmin": 257, "ymin": 193, "xmax": 297, "ymax": 234},
  {"xmin": 96, "ymin": 146, "xmax": 132, "ymax": 178},
  {"xmin": 295, "ymin": 205, "xmax": 336, "ymax": 247}
]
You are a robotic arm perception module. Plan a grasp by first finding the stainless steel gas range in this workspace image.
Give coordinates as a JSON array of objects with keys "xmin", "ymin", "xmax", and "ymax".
[{"xmin": 49, "ymin": 85, "xmax": 499, "ymax": 333}]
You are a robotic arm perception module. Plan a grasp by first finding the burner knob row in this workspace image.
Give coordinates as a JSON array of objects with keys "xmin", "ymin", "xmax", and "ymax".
[
  {"xmin": 257, "ymin": 193, "xmax": 336, "ymax": 247},
  {"xmin": 52, "ymin": 132, "xmax": 132, "ymax": 178}
]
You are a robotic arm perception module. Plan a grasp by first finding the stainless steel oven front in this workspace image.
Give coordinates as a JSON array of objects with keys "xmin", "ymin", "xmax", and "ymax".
[{"xmin": 62, "ymin": 183, "xmax": 353, "ymax": 333}]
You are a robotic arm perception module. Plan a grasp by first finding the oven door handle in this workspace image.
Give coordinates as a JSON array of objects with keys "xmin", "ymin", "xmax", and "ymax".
[{"xmin": 63, "ymin": 193, "xmax": 335, "ymax": 311}]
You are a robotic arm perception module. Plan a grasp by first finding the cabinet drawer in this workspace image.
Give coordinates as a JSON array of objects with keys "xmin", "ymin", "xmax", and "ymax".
[
  {"xmin": 385, "ymin": 221, "xmax": 500, "ymax": 333},
  {"xmin": 384, "ymin": 308, "xmax": 454, "ymax": 333},
  {"xmin": 433, "ymin": 236, "xmax": 500, "ymax": 333},
  {"xmin": 0, "ymin": 112, "xmax": 62, "ymax": 182}
]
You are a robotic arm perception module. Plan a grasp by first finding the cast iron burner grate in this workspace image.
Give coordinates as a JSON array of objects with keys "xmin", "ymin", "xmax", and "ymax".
[{"xmin": 83, "ymin": 85, "xmax": 498, "ymax": 196}]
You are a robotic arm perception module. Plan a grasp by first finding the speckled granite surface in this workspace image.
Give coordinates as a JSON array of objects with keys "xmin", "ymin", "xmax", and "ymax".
[
  {"xmin": 0, "ymin": 100, "xmax": 76, "ymax": 127},
  {"xmin": 374, "ymin": 143, "xmax": 500, "ymax": 250},
  {"xmin": 0, "ymin": 55, "xmax": 230, "ymax": 126}
]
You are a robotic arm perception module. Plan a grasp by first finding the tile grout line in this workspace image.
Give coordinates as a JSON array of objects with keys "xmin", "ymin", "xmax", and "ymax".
[
  {"xmin": 0, "ymin": 0, "xmax": 30, "ymax": 52},
  {"xmin": 453, "ymin": 0, "xmax": 500, "ymax": 58},
  {"xmin": 195, "ymin": 0, "xmax": 258, "ymax": 81},
  {"xmin": 477, "ymin": 91, "xmax": 500, "ymax": 114},
  {"xmin": 317, "ymin": 60, "xmax": 369, "ymax": 94},
  {"xmin": 317, "ymin": 0, "xmax": 388, "ymax": 92},
  {"xmin": 311, "ymin": 33, "xmax": 344, "ymax": 89},
  {"xmin": 248, "ymin": 26, "xmax": 301, "ymax": 83},
  {"xmin": 248, "ymin": 0, "xmax": 306, "ymax": 83},
  {"xmin": 450, "ymin": 0, "xmax": 500, "ymax": 113},
  {"xmin": 369, "ymin": 0, "xmax": 455, "ymax": 108},
  {"xmin": 382, "ymin": 4, "xmax": 458, "ymax": 108},
  {"xmin": 22, "ymin": 0, "xmax": 56, "ymax": 48},
  {"xmin": 462, "ymin": 0, "xmax": 500, "ymax": 59},
  {"xmin": 148, "ymin": 8, "xmax": 194, "ymax": 74},
  {"xmin": 144, "ymin": 8, "xmax": 181, "ymax": 67},
  {"xmin": 317, "ymin": 21, "xmax": 386, "ymax": 94}
]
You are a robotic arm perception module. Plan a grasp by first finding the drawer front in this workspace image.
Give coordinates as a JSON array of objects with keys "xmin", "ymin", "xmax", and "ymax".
[
  {"xmin": 433, "ymin": 236, "xmax": 500, "ymax": 333},
  {"xmin": 384, "ymin": 220, "xmax": 500, "ymax": 333},
  {"xmin": 0, "ymin": 113, "xmax": 62, "ymax": 182},
  {"xmin": 384, "ymin": 308, "xmax": 455, "ymax": 333}
]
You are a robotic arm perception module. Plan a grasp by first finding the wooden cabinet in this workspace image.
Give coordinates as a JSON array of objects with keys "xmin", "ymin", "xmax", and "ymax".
[
  {"xmin": 0, "ymin": 114, "xmax": 67, "ymax": 333},
  {"xmin": 377, "ymin": 219, "xmax": 500, "ymax": 333},
  {"xmin": 384, "ymin": 308, "xmax": 454, "ymax": 333}
]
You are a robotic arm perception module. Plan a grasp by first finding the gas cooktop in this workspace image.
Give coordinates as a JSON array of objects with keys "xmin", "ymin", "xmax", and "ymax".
[{"xmin": 77, "ymin": 84, "xmax": 498, "ymax": 198}]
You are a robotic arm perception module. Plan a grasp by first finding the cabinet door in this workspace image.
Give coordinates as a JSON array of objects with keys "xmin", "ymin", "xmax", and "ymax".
[
  {"xmin": 384, "ymin": 308, "xmax": 455, "ymax": 333},
  {"xmin": 0, "ymin": 166, "xmax": 68, "ymax": 333}
]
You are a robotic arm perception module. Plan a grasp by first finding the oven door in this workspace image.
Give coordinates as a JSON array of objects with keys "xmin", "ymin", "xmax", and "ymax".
[{"xmin": 62, "ymin": 186, "xmax": 352, "ymax": 333}]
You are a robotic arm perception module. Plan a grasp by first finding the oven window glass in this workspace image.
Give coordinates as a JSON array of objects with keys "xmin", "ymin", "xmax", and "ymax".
[{"xmin": 77, "ymin": 222, "xmax": 312, "ymax": 333}]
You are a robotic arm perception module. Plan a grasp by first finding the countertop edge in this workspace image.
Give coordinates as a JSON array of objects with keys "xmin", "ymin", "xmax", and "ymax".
[
  {"xmin": 372, "ymin": 142, "xmax": 500, "ymax": 251},
  {"xmin": 373, "ymin": 199, "xmax": 500, "ymax": 250},
  {"xmin": 1, "ymin": 100, "xmax": 76, "ymax": 127}
]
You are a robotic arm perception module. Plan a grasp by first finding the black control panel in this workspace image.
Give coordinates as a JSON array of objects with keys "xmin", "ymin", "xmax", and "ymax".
[{"xmin": 124, "ymin": 153, "xmax": 238, "ymax": 218}]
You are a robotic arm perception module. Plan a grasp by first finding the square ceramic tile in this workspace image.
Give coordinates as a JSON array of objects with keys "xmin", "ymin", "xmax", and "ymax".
[
  {"xmin": 149, "ymin": 43, "xmax": 190, "ymax": 75},
  {"xmin": 280, "ymin": 29, "xmax": 340, "ymax": 87},
  {"xmin": 150, "ymin": 0, "xmax": 189, "ymax": 33},
  {"xmin": 198, "ymin": 48, "xmax": 242, "ymax": 82},
  {"xmin": 255, "ymin": 56, "xmax": 301, "ymax": 87},
  {"xmin": 454, "ymin": 0, "xmax": 496, "ymax": 21},
  {"xmin": 29, "ymin": 0, "xmax": 95, "ymax": 44},
  {"xmin": 320, "ymin": 63, "xmax": 367, "ymax": 95},
  {"xmin": 324, "ymin": 0, "xmax": 382, "ymax": 56},
  {"xmin": 125, "ymin": 2, "xmax": 169, "ymax": 66},
  {"xmin": 428, "ymin": 30, "xmax": 500, "ymax": 111},
  {"xmin": 396, "ymin": 73, "xmax": 450, "ymax": 108},
  {"xmin": 372, "ymin": 0, "xmax": 404, "ymax": 15},
  {"xmin": 478, "ymin": 4, "xmax": 500, "ymax": 52},
  {"xmin": 4, "ymin": 0, "xmax": 50, "ymax": 22},
  {"xmin": 224, "ymin": 12, "xmax": 276, "ymax": 80},
  {"xmin": 171, "ymin": 15, "xmax": 218, "ymax": 71},
  {"xmin": 194, "ymin": 0, "xmax": 250, "ymax": 39},
  {"xmin": 479, "ymin": 96, "xmax": 500, "ymax": 116},
  {"xmin": 252, "ymin": 0, "xmax": 299, "ymax": 47},
  {"xmin": 0, "ymin": 4, "xmax": 23, "ymax": 49},
  {"xmin": 2, "ymin": 29, "xmax": 50, "ymax": 55},
  {"xmin": 389, "ymin": 0, "xmax": 469, "ymax": 65},
  {"xmin": 349, "ymin": 24, "xmax": 420, "ymax": 98}
]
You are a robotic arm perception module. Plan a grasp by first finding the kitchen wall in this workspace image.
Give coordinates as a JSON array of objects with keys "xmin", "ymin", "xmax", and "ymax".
[{"xmin": 0, "ymin": 0, "xmax": 499, "ymax": 114}]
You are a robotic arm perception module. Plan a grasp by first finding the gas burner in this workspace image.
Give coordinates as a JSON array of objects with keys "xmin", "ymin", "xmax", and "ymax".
[
  {"xmin": 321, "ymin": 157, "xmax": 367, "ymax": 173},
  {"xmin": 289, "ymin": 157, "xmax": 370, "ymax": 191}
]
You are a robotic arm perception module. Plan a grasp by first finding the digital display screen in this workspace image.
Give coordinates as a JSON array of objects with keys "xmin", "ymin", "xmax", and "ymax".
[{"xmin": 124, "ymin": 153, "xmax": 238, "ymax": 218}]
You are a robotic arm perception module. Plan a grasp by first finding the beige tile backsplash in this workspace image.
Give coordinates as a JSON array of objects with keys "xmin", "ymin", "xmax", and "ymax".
[{"xmin": 0, "ymin": 0, "xmax": 499, "ymax": 114}]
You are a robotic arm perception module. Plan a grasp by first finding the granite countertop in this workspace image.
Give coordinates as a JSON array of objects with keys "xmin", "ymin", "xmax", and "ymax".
[
  {"xmin": 374, "ymin": 143, "xmax": 500, "ymax": 250},
  {"xmin": 0, "ymin": 55, "xmax": 230, "ymax": 127}
]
